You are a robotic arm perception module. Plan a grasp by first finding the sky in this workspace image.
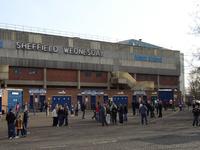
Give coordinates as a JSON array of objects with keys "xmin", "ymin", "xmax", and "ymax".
[{"xmin": 0, "ymin": 0, "xmax": 199, "ymax": 87}]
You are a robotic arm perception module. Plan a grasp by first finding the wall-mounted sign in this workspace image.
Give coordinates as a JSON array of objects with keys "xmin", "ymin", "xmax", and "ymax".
[
  {"xmin": 81, "ymin": 90, "xmax": 104, "ymax": 95},
  {"xmin": 16, "ymin": 42, "xmax": 103, "ymax": 57},
  {"xmin": 134, "ymin": 54, "xmax": 162, "ymax": 63},
  {"xmin": 29, "ymin": 88, "xmax": 46, "ymax": 94},
  {"xmin": 133, "ymin": 90, "xmax": 146, "ymax": 95}
]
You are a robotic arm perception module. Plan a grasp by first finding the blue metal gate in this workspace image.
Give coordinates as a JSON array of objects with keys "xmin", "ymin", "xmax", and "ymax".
[
  {"xmin": 113, "ymin": 96, "xmax": 128, "ymax": 106},
  {"xmin": 51, "ymin": 96, "xmax": 71, "ymax": 110}
]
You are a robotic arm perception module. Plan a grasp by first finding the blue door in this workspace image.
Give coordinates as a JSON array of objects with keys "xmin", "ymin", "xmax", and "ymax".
[
  {"xmin": 8, "ymin": 90, "xmax": 23, "ymax": 111},
  {"xmin": 91, "ymin": 95, "xmax": 96, "ymax": 110},
  {"xmin": 103, "ymin": 95, "xmax": 109, "ymax": 104},
  {"xmin": 51, "ymin": 96, "xmax": 71, "ymax": 110}
]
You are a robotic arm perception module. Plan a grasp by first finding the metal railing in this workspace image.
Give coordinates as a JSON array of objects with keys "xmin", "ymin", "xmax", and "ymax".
[{"xmin": 0, "ymin": 23, "xmax": 119, "ymax": 42}]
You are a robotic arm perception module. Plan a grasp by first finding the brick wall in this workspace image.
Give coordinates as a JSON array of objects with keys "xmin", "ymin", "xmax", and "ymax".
[
  {"xmin": 80, "ymin": 71, "xmax": 107, "ymax": 83},
  {"xmin": 159, "ymin": 75, "xmax": 179, "ymax": 86},
  {"xmin": 9, "ymin": 67, "xmax": 43, "ymax": 80},
  {"xmin": 136, "ymin": 74, "xmax": 158, "ymax": 84},
  {"xmin": 47, "ymin": 69, "xmax": 77, "ymax": 82}
]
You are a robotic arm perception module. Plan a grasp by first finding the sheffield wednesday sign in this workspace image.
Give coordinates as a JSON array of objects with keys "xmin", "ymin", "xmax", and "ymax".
[{"xmin": 16, "ymin": 42, "xmax": 103, "ymax": 57}]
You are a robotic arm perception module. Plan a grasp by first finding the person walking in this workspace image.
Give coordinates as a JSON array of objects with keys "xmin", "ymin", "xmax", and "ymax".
[
  {"xmin": 100, "ymin": 104, "xmax": 107, "ymax": 126},
  {"xmin": 52, "ymin": 107, "xmax": 58, "ymax": 127},
  {"xmin": 118, "ymin": 104, "xmax": 124, "ymax": 124},
  {"xmin": 64, "ymin": 107, "xmax": 69, "ymax": 126},
  {"xmin": 192, "ymin": 105, "xmax": 200, "ymax": 126},
  {"xmin": 111, "ymin": 103, "xmax": 117, "ymax": 125},
  {"xmin": 23, "ymin": 109, "xmax": 29, "ymax": 136},
  {"xmin": 132, "ymin": 101, "xmax": 136, "ymax": 116},
  {"xmin": 81, "ymin": 101, "xmax": 86, "ymax": 119},
  {"xmin": 123, "ymin": 104, "xmax": 128, "ymax": 122},
  {"xmin": 139, "ymin": 103, "xmax": 148, "ymax": 125},
  {"xmin": 57, "ymin": 105, "xmax": 64, "ymax": 127},
  {"xmin": 158, "ymin": 100, "xmax": 163, "ymax": 118},
  {"xmin": 6, "ymin": 109, "xmax": 16, "ymax": 139}
]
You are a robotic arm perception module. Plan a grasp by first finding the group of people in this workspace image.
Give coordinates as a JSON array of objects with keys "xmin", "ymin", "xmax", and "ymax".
[
  {"xmin": 6, "ymin": 103, "xmax": 29, "ymax": 139},
  {"xmin": 52, "ymin": 104, "xmax": 69, "ymax": 127},
  {"xmin": 91, "ymin": 101, "xmax": 128, "ymax": 126}
]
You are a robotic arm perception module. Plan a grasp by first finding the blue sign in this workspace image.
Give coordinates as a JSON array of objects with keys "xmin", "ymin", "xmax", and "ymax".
[
  {"xmin": 134, "ymin": 54, "xmax": 162, "ymax": 63},
  {"xmin": 0, "ymin": 40, "xmax": 3, "ymax": 48}
]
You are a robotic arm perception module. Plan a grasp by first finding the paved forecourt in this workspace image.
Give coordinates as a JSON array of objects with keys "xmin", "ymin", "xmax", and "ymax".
[{"xmin": 0, "ymin": 109, "xmax": 198, "ymax": 150}]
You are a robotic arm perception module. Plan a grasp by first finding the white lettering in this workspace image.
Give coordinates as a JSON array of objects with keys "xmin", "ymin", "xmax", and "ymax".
[{"xmin": 16, "ymin": 42, "xmax": 21, "ymax": 49}]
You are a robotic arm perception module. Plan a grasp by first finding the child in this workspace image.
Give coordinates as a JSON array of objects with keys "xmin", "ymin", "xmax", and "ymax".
[{"xmin": 15, "ymin": 115, "xmax": 24, "ymax": 138}]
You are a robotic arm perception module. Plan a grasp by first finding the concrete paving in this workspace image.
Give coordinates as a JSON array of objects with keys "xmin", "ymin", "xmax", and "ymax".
[{"xmin": 0, "ymin": 108, "xmax": 198, "ymax": 150}]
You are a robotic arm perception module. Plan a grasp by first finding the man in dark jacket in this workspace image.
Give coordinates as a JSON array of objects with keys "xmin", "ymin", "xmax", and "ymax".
[
  {"xmin": 139, "ymin": 104, "xmax": 148, "ymax": 125},
  {"xmin": 6, "ymin": 109, "xmax": 16, "ymax": 139},
  {"xmin": 192, "ymin": 105, "xmax": 200, "ymax": 126},
  {"xmin": 23, "ymin": 109, "xmax": 29, "ymax": 136}
]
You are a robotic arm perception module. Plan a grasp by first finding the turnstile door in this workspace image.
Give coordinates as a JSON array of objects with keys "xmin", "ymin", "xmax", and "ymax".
[
  {"xmin": 103, "ymin": 95, "xmax": 109, "ymax": 104},
  {"xmin": 39, "ymin": 95, "xmax": 46, "ymax": 112},
  {"xmin": 29, "ymin": 95, "xmax": 34, "ymax": 109},
  {"xmin": 77, "ymin": 95, "xmax": 83, "ymax": 106},
  {"xmin": 91, "ymin": 95, "xmax": 96, "ymax": 110}
]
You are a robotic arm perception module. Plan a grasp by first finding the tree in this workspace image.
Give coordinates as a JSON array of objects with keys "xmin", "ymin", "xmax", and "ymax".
[
  {"xmin": 187, "ymin": 1, "xmax": 200, "ymax": 99},
  {"xmin": 188, "ymin": 68, "xmax": 200, "ymax": 99}
]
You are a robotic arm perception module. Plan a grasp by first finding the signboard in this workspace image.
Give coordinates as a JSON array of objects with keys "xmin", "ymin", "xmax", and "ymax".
[
  {"xmin": 16, "ymin": 42, "xmax": 104, "ymax": 57},
  {"xmin": 81, "ymin": 90, "xmax": 104, "ymax": 95},
  {"xmin": 29, "ymin": 88, "xmax": 46, "ymax": 94},
  {"xmin": 134, "ymin": 54, "xmax": 162, "ymax": 63}
]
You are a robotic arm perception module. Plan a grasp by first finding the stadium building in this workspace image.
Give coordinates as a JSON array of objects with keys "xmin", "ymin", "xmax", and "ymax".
[{"xmin": 0, "ymin": 26, "xmax": 184, "ymax": 112}]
